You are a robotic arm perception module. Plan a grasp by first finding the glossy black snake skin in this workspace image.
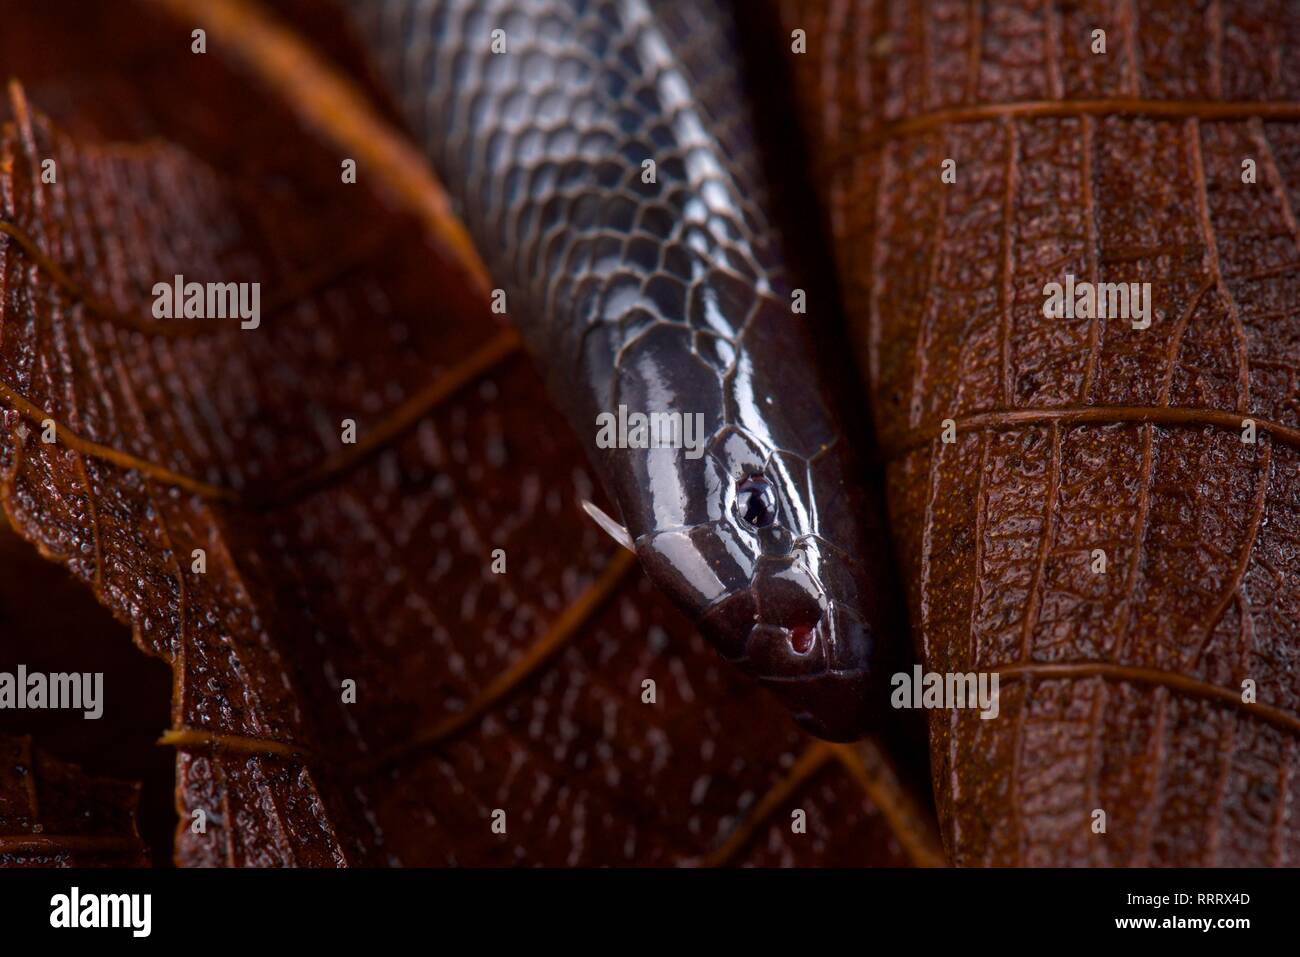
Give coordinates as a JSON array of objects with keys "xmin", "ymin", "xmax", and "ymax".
[{"xmin": 347, "ymin": 0, "xmax": 896, "ymax": 740}]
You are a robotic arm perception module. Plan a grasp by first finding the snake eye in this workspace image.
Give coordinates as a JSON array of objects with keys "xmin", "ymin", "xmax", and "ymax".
[{"xmin": 736, "ymin": 476, "xmax": 778, "ymax": 529}]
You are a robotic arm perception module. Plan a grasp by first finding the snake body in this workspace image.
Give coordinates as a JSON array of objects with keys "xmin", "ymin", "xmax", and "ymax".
[{"xmin": 347, "ymin": 0, "xmax": 895, "ymax": 740}]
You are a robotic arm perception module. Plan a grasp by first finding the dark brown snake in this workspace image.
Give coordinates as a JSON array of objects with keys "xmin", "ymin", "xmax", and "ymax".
[{"xmin": 347, "ymin": 0, "xmax": 897, "ymax": 740}]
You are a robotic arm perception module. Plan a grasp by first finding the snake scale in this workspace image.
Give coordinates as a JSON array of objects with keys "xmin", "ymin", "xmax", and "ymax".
[{"xmin": 346, "ymin": 0, "xmax": 896, "ymax": 740}]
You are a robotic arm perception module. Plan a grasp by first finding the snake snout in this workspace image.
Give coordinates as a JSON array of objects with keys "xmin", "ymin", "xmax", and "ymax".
[
  {"xmin": 746, "ymin": 616, "xmax": 823, "ymax": 672},
  {"xmin": 742, "ymin": 558, "xmax": 827, "ymax": 675},
  {"xmin": 753, "ymin": 597, "xmax": 884, "ymax": 741}
]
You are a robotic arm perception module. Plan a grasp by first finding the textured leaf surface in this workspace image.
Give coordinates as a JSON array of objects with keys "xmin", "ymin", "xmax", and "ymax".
[
  {"xmin": 0, "ymin": 0, "xmax": 941, "ymax": 866},
  {"xmin": 776, "ymin": 0, "xmax": 1300, "ymax": 864},
  {"xmin": 0, "ymin": 515, "xmax": 174, "ymax": 862},
  {"xmin": 0, "ymin": 733, "xmax": 149, "ymax": 867}
]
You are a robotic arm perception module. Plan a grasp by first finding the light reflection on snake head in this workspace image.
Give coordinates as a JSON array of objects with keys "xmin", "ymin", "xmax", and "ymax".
[{"xmin": 607, "ymin": 320, "xmax": 889, "ymax": 741}]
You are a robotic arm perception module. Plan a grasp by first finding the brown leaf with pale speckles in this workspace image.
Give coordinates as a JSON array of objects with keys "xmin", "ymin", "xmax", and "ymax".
[
  {"xmin": 776, "ymin": 0, "xmax": 1300, "ymax": 865},
  {"xmin": 0, "ymin": 0, "xmax": 940, "ymax": 866}
]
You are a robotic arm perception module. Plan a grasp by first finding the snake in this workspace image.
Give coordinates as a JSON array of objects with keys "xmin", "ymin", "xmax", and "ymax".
[{"xmin": 345, "ymin": 0, "xmax": 898, "ymax": 740}]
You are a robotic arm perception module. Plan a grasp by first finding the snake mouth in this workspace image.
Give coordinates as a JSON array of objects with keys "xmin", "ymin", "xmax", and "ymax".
[
  {"xmin": 745, "ymin": 614, "xmax": 828, "ymax": 677},
  {"xmin": 696, "ymin": 600, "xmax": 882, "ymax": 741},
  {"xmin": 745, "ymin": 603, "xmax": 881, "ymax": 740},
  {"xmin": 691, "ymin": 549, "xmax": 884, "ymax": 740},
  {"xmin": 789, "ymin": 622, "xmax": 816, "ymax": 655}
]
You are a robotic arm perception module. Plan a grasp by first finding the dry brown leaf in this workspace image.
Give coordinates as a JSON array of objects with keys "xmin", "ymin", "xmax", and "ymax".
[
  {"xmin": 0, "ymin": 733, "xmax": 149, "ymax": 867},
  {"xmin": 777, "ymin": 0, "xmax": 1300, "ymax": 865},
  {"xmin": 0, "ymin": 0, "xmax": 941, "ymax": 866}
]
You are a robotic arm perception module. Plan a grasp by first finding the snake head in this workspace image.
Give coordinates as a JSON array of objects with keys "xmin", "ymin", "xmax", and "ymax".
[
  {"xmin": 580, "ymin": 310, "xmax": 897, "ymax": 742},
  {"xmin": 633, "ymin": 424, "xmax": 891, "ymax": 741}
]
